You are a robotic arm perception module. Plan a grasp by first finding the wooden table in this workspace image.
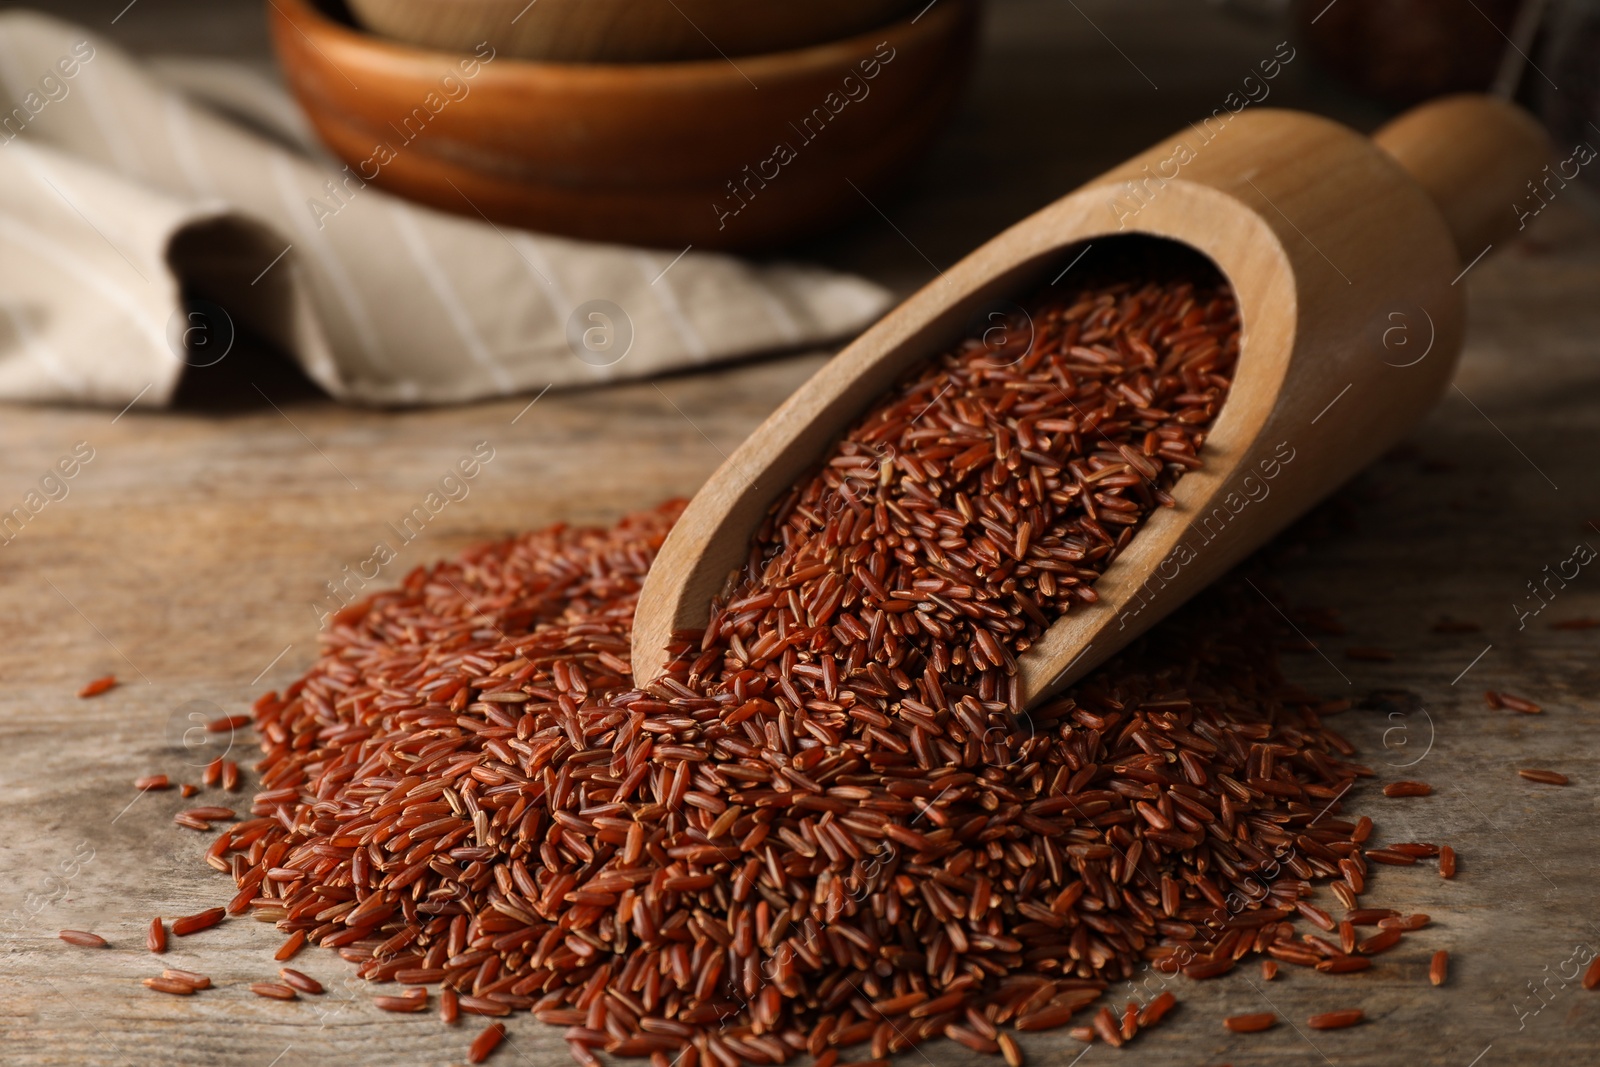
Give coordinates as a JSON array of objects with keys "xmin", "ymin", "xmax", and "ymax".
[{"xmin": 5, "ymin": 2, "xmax": 1599, "ymax": 1065}]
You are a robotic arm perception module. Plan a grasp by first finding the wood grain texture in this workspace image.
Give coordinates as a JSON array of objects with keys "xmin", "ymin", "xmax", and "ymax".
[
  {"xmin": 5, "ymin": 2, "xmax": 1600, "ymax": 1065},
  {"xmin": 1374, "ymin": 94, "xmax": 1554, "ymax": 259}
]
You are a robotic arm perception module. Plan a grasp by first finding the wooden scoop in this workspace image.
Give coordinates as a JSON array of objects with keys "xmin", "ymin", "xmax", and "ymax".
[{"xmin": 632, "ymin": 95, "xmax": 1548, "ymax": 706}]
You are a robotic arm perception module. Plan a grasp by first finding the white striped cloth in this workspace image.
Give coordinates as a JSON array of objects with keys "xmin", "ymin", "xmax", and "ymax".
[{"xmin": 0, "ymin": 12, "xmax": 890, "ymax": 408}]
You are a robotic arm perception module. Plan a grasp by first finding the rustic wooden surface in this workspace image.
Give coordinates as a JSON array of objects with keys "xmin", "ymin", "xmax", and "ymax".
[{"xmin": 4, "ymin": 2, "xmax": 1600, "ymax": 1065}]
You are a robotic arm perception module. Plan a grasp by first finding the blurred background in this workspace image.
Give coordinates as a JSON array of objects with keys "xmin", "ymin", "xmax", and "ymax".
[{"xmin": 29, "ymin": 0, "xmax": 1600, "ymax": 407}]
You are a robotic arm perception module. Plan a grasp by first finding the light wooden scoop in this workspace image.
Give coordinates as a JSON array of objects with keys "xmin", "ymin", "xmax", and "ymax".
[{"xmin": 632, "ymin": 95, "xmax": 1549, "ymax": 707}]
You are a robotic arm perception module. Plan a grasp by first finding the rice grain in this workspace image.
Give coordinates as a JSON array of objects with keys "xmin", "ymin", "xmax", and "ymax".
[{"xmin": 58, "ymin": 930, "xmax": 107, "ymax": 948}]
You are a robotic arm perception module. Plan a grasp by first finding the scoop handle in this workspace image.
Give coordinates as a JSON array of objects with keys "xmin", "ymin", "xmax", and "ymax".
[{"xmin": 1372, "ymin": 94, "xmax": 1550, "ymax": 262}]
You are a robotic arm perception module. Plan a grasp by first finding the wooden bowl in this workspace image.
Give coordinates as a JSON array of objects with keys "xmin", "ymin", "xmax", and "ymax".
[
  {"xmin": 269, "ymin": 0, "xmax": 978, "ymax": 250},
  {"xmin": 346, "ymin": 0, "xmax": 924, "ymax": 63},
  {"xmin": 1297, "ymin": 0, "xmax": 1519, "ymax": 106}
]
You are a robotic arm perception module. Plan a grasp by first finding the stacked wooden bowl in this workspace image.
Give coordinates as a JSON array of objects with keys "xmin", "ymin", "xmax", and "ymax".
[
  {"xmin": 269, "ymin": 0, "xmax": 979, "ymax": 250},
  {"xmin": 343, "ymin": 0, "xmax": 930, "ymax": 63}
]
